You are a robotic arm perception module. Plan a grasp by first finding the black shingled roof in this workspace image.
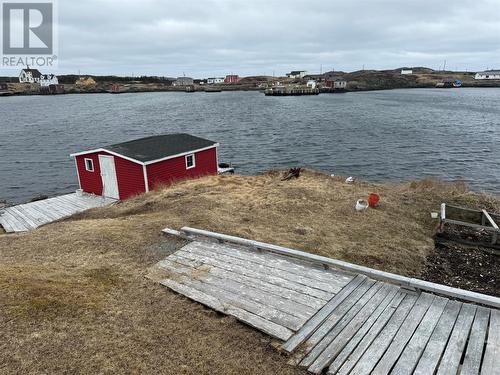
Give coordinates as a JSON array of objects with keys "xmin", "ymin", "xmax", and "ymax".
[{"xmin": 105, "ymin": 133, "xmax": 217, "ymax": 163}]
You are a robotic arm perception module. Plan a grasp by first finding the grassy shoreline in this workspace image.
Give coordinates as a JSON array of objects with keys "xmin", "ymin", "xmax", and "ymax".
[{"xmin": 1, "ymin": 170, "xmax": 499, "ymax": 373}]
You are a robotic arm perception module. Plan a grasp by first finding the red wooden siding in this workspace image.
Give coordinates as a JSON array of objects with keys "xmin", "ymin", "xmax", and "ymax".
[
  {"xmin": 76, "ymin": 152, "xmax": 103, "ymax": 196},
  {"xmin": 146, "ymin": 147, "xmax": 217, "ymax": 190},
  {"xmin": 76, "ymin": 151, "xmax": 146, "ymax": 200}
]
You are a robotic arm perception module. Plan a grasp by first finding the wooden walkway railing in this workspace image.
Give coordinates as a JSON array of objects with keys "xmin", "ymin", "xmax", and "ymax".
[{"xmin": 155, "ymin": 227, "xmax": 500, "ymax": 374}]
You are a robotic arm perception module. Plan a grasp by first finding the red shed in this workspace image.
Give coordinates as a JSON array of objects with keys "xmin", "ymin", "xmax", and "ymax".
[{"xmin": 70, "ymin": 134, "xmax": 219, "ymax": 200}]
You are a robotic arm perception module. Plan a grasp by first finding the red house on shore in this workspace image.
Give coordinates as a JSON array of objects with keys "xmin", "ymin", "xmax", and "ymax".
[
  {"xmin": 224, "ymin": 75, "xmax": 240, "ymax": 84},
  {"xmin": 70, "ymin": 134, "xmax": 219, "ymax": 200}
]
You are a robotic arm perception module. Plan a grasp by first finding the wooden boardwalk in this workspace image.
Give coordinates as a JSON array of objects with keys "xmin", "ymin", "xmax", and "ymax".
[
  {"xmin": 156, "ymin": 229, "xmax": 500, "ymax": 375},
  {"xmin": 0, "ymin": 193, "xmax": 116, "ymax": 233}
]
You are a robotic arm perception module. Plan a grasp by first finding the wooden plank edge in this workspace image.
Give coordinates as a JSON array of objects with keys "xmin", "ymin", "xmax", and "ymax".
[
  {"xmin": 160, "ymin": 278, "xmax": 293, "ymax": 341},
  {"xmin": 178, "ymin": 226, "xmax": 500, "ymax": 309}
]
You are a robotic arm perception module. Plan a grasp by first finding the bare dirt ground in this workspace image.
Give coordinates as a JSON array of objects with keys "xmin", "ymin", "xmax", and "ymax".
[
  {"xmin": 422, "ymin": 240, "xmax": 500, "ymax": 297},
  {"xmin": 1, "ymin": 170, "xmax": 499, "ymax": 374}
]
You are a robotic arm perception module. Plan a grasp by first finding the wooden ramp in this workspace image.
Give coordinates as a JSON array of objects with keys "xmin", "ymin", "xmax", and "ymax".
[
  {"xmin": 0, "ymin": 193, "xmax": 116, "ymax": 233},
  {"xmin": 156, "ymin": 229, "xmax": 500, "ymax": 375}
]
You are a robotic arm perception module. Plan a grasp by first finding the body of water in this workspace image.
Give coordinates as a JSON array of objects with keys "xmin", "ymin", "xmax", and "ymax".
[{"xmin": 1, "ymin": 88, "xmax": 499, "ymax": 203}]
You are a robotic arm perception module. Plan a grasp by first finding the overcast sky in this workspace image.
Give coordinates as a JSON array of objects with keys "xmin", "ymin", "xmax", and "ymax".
[{"xmin": 2, "ymin": 0, "xmax": 500, "ymax": 77}]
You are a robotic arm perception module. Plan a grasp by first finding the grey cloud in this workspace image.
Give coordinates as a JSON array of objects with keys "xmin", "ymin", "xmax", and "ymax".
[{"xmin": 2, "ymin": 0, "xmax": 499, "ymax": 76}]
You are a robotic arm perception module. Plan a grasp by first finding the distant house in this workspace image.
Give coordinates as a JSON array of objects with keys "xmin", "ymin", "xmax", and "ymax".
[
  {"xmin": 333, "ymin": 79, "xmax": 347, "ymax": 90},
  {"xmin": 475, "ymin": 70, "xmax": 500, "ymax": 80},
  {"xmin": 207, "ymin": 77, "xmax": 224, "ymax": 84},
  {"xmin": 224, "ymin": 75, "xmax": 240, "ymax": 84},
  {"xmin": 173, "ymin": 77, "xmax": 194, "ymax": 86},
  {"xmin": 39, "ymin": 74, "xmax": 58, "ymax": 87},
  {"xmin": 306, "ymin": 80, "xmax": 317, "ymax": 89},
  {"xmin": 401, "ymin": 69, "xmax": 413, "ymax": 75},
  {"xmin": 286, "ymin": 70, "xmax": 307, "ymax": 79},
  {"xmin": 303, "ymin": 74, "xmax": 324, "ymax": 81},
  {"xmin": 325, "ymin": 78, "xmax": 347, "ymax": 90},
  {"xmin": 40, "ymin": 84, "xmax": 65, "ymax": 95},
  {"xmin": 19, "ymin": 68, "xmax": 42, "ymax": 83},
  {"xmin": 70, "ymin": 133, "xmax": 219, "ymax": 200},
  {"xmin": 75, "ymin": 77, "xmax": 97, "ymax": 86}
]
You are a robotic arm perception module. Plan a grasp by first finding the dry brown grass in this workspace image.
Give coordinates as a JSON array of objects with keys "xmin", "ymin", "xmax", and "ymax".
[{"xmin": 1, "ymin": 170, "xmax": 498, "ymax": 374}]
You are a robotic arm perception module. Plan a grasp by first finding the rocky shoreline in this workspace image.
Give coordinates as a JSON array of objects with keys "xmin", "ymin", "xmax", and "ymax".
[{"xmin": 2, "ymin": 68, "xmax": 499, "ymax": 97}]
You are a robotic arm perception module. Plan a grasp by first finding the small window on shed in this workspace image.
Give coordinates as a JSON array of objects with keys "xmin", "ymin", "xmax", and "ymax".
[
  {"xmin": 185, "ymin": 154, "xmax": 195, "ymax": 169},
  {"xmin": 84, "ymin": 158, "xmax": 94, "ymax": 172}
]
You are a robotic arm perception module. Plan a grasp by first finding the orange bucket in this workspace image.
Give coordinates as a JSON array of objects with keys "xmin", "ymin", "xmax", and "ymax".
[{"xmin": 368, "ymin": 193, "xmax": 380, "ymax": 208}]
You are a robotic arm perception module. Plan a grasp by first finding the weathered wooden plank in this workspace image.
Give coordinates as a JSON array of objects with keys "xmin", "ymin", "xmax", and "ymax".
[
  {"xmin": 18, "ymin": 201, "xmax": 60, "ymax": 222},
  {"xmin": 23, "ymin": 198, "xmax": 69, "ymax": 221},
  {"xmin": 160, "ymin": 266, "xmax": 305, "ymax": 331},
  {"xmin": 160, "ymin": 278, "xmax": 293, "ymax": 341},
  {"xmin": 443, "ymin": 218, "xmax": 500, "ymax": 232},
  {"xmin": 184, "ymin": 242, "xmax": 345, "ymax": 294},
  {"xmin": 56, "ymin": 194, "xmax": 96, "ymax": 210},
  {"xmin": 367, "ymin": 292, "xmax": 435, "ymax": 374},
  {"xmin": 298, "ymin": 279, "xmax": 376, "ymax": 359},
  {"xmin": 167, "ymin": 254, "xmax": 326, "ymax": 310},
  {"xmin": 347, "ymin": 293, "xmax": 422, "ymax": 375},
  {"xmin": 196, "ymin": 240, "xmax": 353, "ymax": 286},
  {"xmin": 461, "ymin": 306, "xmax": 490, "ymax": 375},
  {"xmin": 174, "ymin": 250, "xmax": 333, "ymax": 300},
  {"xmin": 436, "ymin": 303, "xmax": 477, "ymax": 375},
  {"xmin": 482, "ymin": 209, "xmax": 499, "ymax": 229},
  {"xmin": 18, "ymin": 205, "xmax": 54, "ymax": 224},
  {"xmin": 390, "ymin": 296, "xmax": 448, "ymax": 375},
  {"xmin": 482, "ymin": 308, "xmax": 500, "ymax": 375},
  {"xmin": 300, "ymin": 280, "xmax": 381, "ymax": 369},
  {"xmin": 412, "ymin": 300, "xmax": 462, "ymax": 375},
  {"xmin": 179, "ymin": 227, "xmax": 500, "ymax": 309},
  {"xmin": 41, "ymin": 199, "xmax": 75, "ymax": 216},
  {"xmin": 5, "ymin": 210, "xmax": 31, "ymax": 231},
  {"xmin": 0, "ymin": 211, "xmax": 17, "ymax": 232},
  {"xmin": 327, "ymin": 291, "xmax": 405, "ymax": 375},
  {"xmin": 158, "ymin": 258, "xmax": 316, "ymax": 320},
  {"xmin": 306, "ymin": 284, "xmax": 395, "ymax": 374},
  {"xmin": 7, "ymin": 205, "xmax": 42, "ymax": 227},
  {"xmin": 4, "ymin": 206, "xmax": 37, "ymax": 229},
  {"xmin": 176, "ymin": 249, "xmax": 334, "ymax": 300},
  {"xmin": 53, "ymin": 195, "xmax": 90, "ymax": 210},
  {"xmin": 281, "ymin": 275, "xmax": 367, "ymax": 353}
]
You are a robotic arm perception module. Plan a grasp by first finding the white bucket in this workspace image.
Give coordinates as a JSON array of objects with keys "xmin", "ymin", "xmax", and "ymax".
[
  {"xmin": 76, "ymin": 189, "xmax": 83, "ymax": 197},
  {"xmin": 355, "ymin": 199, "xmax": 369, "ymax": 211}
]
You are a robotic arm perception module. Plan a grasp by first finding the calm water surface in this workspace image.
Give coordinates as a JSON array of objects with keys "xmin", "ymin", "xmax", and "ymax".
[{"xmin": 1, "ymin": 88, "xmax": 499, "ymax": 203}]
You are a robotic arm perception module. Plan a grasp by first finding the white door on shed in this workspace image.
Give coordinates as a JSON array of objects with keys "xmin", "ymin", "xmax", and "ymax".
[{"xmin": 98, "ymin": 155, "xmax": 119, "ymax": 199}]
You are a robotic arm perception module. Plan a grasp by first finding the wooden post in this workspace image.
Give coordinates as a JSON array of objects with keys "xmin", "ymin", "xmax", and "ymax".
[
  {"xmin": 482, "ymin": 209, "xmax": 499, "ymax": 245},
  {"xmin": 439, "ymin": 203, "xmax": 446, "ymax": 233}
]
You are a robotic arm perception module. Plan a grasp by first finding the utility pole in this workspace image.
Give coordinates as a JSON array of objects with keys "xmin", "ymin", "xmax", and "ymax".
[{"xmin": 443, "ymin": 60, "xmax": 447, "ymax": 71}]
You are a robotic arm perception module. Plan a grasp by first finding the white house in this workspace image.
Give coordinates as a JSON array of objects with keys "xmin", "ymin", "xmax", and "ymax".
[
  {"xmin": 286, "ymin": 70, "xmax": 307, "ymax": 79},
  {"xmin": 19, "ymin": 68, "xmax": 42, "ymax": 83},
  {"xmin": 306, "ymin": 80, "xmax": 317, "ymax": 89},
  {"xmin": 207, "ymin": 77, "xmax": 224, "ymax": 84},
  {"xmin": 401, "ymin": 69, "xmax": 413, "ymax": 75},
  {"xmin": 475, "ymin": 70, "xmax": 500, "ymax": 80},
  {"xmin": 40, "ymin": 74, "xmax": 59, "ymax": 87},
  {"xmin": 333, "ymin": 79, "xmax": 347, "ymax": 90}
]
